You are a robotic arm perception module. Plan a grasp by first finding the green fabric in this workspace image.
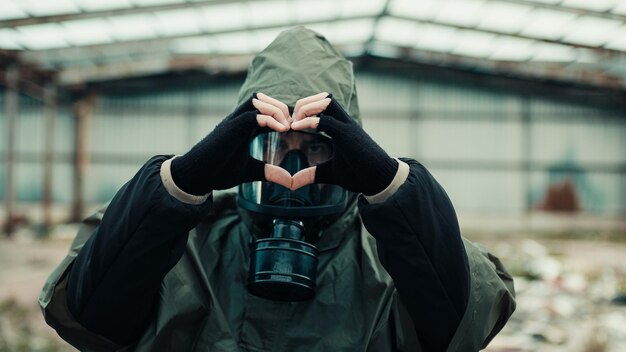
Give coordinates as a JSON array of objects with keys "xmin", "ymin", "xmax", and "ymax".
[
  {"xmin": 39, "ymin": 27, "xmax": 515, "ymax": 351},
  {"xmin": 136, "ymin": 203, "xmax": 399, "ymax": 351},
  {"xmin": 39, "ymin": 207, "xmax": 122, "ymax": 352},
  {"xmin": 237, "ymin": 26, "xmax": 361, "ymax": 123},
  {"xmin": 41, "ymin": 199, "xmax": 403, "ymax": 351},
  {"xmin": 40, "ymin": 202, "xmax": 515, "ymax": 351},
  {"xmin": 449, "ymin": 240, "xmax": 516, "ymax": 350}
]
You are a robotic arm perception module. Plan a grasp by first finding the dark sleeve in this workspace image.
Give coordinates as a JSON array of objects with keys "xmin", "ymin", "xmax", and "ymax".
[
  {"xmin": 358, "ymin": 158, "xmax": 470, "ymax": 352},
  {"xmin": 66, "ymin": 155, "xmax": 212, "ymax": 345}
]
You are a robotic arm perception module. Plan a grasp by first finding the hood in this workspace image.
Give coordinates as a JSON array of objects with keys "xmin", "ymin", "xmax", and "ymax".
[
  {"xmin": 236, "ymin": 26, "xmax": 360, "ymax": 123},
  {"xmin": 236, "ymin": 27, "xmax": 360, "ymax": 239}
]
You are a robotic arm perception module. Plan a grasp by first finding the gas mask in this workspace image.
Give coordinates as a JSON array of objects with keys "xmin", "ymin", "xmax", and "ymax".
[{"xmin": 238, "ymin": 131, "xmax": 349, "ymax": 301}]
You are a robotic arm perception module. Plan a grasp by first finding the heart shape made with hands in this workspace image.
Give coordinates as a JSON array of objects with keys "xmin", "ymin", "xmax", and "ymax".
[{"xmin": 253, "ymin": 92, "xmax": 332, "ymax": 191}]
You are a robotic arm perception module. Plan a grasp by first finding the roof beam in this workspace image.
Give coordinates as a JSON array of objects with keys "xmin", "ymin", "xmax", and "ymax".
[
  {"xmin": 4, "ymin": 0, "xmax": 624, "ymax": 30},
  {"xmin": 57, "ymin": 53, "xmax": 253, "ymax": 85},
  {"xmin": 364, "ymin": 0, "xmax": 391, "ymax": 54},
  {"xmin": 495, "ymin": 0, "xmax": 626, "ymax": 22},
  {"xmin": 390, "ymin": 14, "xmax": 626, "ymax": 57},
  {"xmin": 20, "ymin": 14, "xmax": 373, "ymax": 67},
  {"xmin": 21, "ymin": 10, "xmax": 626, "ymax": 71},
  {"xmin": 371, "ymin": 41, "xmax": 626, "ymax": 91},
  {"xmin": 55, "ymin": 40, "xmax": 366, "ymax": 85},
  {"xmin": 369, "ymin": 53, "xmax": 626, "ymax": 108},
  {"xmin": 0, "ymin": 0, "xmax": 233, "ymax": 29},
  {"xmin": 56, "ymin": 38, "xmax": 625, "ymax": 92}
]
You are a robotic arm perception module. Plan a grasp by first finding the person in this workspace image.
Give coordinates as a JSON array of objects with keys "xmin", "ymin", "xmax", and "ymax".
[{"xmin": 40, "ymin": 27, "xmax": 515, "ymax": 352}]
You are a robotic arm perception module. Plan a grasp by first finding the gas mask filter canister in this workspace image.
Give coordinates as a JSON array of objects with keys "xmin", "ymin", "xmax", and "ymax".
[{"xmin": 247, "ymin": 219, "xmax": 319, "ymax": 301}]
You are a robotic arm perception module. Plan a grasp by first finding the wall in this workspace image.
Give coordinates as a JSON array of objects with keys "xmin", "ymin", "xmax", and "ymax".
[{"xmin": 1, "ymin": 69, "xmax": 625, "ymax": 215}]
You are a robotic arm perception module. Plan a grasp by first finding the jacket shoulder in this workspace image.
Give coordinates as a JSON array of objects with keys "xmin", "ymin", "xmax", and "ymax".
[
  {"xmin": 39, "ymin": 205, "xmax": 123, "ymax": 352},
  {"xmin": 445, "ymin": 238, "xmax": 516, "ymax": 351}
]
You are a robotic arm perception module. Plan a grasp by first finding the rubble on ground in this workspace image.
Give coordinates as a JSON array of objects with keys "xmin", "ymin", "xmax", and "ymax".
[{"xmin": 485, "ymin": 239, "xmax": 626, "ymax": 352}]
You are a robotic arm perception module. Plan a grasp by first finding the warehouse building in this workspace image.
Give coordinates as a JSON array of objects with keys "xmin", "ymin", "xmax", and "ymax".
[{"xmin": 1, "ymin": 0, "xmax": 625, "ymax": 234}]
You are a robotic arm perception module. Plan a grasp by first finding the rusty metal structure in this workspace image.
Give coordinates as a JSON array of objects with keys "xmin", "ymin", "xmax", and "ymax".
[
  {"xmin": 1, "ymin": 0, "xmax": 626, "ymax": 235},
  {"xmin": 2, "ymin": 0, "xmax": 626, "ymax": 90}
]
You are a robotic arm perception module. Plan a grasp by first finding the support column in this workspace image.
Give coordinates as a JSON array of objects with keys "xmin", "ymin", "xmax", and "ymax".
[
  {"xmin": 521, "ymin": 95, "xmax": 532, "ymax": 212},
  {"xmin": 41, "ymin": 81, "xmax": 57, "ymax": 234},
  {"xmin": 70, "ymin": 92, "xmax": 96, "ymax": 223},
  {"xmin": 3, "ymin": 65, "xmax": 19, "ymax": 237}
]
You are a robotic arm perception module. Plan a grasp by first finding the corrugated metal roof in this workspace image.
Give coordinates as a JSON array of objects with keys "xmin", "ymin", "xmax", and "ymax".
[{"xmin": 1, "ymin": 0, "xmax": 626, "ymax": 89}]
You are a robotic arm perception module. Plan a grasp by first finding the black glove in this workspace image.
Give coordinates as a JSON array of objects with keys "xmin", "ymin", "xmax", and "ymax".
[
  {"xmin": 171, "ymin": 96, "xmax": 265, "ymax": 195},
  {"xmin": 315, "ymin": 98, "xmax": 398, "ymax": 196}
]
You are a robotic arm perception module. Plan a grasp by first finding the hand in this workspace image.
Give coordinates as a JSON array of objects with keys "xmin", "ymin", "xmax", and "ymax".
[
  {"xmin": 253, "ymin": 93, "xmax": 294, "ymax": 188},
  {"xmin": 171, "ymin": 93, "xmax": 292, "ymax": 194},
  {"xmin": 290, "ymin": 93, "xmax": 398, "ymax": 196}
]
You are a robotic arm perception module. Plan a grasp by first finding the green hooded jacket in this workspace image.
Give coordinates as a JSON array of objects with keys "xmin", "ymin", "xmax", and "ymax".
[{"xmin": 40, "ymin": 27, "xmax": 515, "ymax": 351}]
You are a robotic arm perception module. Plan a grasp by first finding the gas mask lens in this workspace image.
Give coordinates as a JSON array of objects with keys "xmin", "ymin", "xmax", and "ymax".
[
  {"xmin": 251, "ymin": 131, "xmax": 332, "ymax": 167},
  {"xmin": 238, "ymin": 131, "xmax": 348, "ymax": 218}
]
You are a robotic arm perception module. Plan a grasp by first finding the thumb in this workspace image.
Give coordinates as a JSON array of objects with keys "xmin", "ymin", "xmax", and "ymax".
[
  {"xmin": 290, "ymin": 166, "xmax": 317, "ymax": 190},
  {"xmin": 265, "ymin": 164, "xmax": 293, "ymax": 189}
]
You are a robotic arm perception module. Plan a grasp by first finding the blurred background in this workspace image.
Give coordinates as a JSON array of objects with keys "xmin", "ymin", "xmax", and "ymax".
[{"xmin": 0, "ymin": 0, "xmax": 625, "ymax": 351}]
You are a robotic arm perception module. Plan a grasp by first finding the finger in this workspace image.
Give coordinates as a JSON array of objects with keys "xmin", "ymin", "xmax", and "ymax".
[
  {"xmin": 257, "ymin": 114, "xmax": 289, "ymax": 132},
  {"xmin": 290, "ymin": 116, "xmax": 320, "ymax": 131},
  {"xmin": 265, "ymin": 164, "xmax": 293, "ymax": 189},
  {"xmin": 257, "ymin": 93, "xmax": 290, "ymax": 123},
  {"xmin": 253, "ymin": 98, "xmax": 289, "ymax": 127},
  {"xmin": 290, "ymin": 166, "xmax": 317, "ymax": 190},
  {"xmin": 293, "ymin": 98, "xmax": 331, "ymax": 122},
  {"xmin": 293, "ymin": 92, "xmax": 329, "ymax": 116},
  {"xmin": 254, "ymin": 98, "xmax": 289, "ymax": 127}
]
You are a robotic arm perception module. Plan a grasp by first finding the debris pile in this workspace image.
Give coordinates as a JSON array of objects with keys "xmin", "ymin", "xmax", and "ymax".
[{"xmin": 485, "ymin": 239, "xmax": 626, "ymax": 352}]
